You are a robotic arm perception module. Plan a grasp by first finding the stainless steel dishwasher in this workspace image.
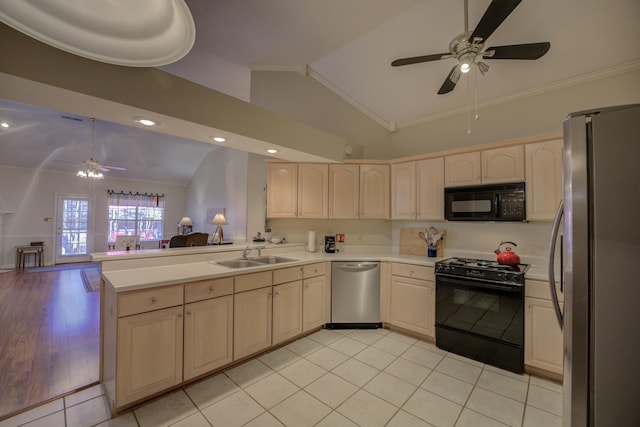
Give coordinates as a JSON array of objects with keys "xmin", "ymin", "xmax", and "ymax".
[{"xmin": 329, "ymin": 261, "xmax": 381, "ymax": 329}]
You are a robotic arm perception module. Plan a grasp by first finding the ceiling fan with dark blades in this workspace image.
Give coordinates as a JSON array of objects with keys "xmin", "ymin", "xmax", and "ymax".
[
  {"xmin": 54, "ymin": 117, "xmax": 125, "ymax": 178},
  {"xmin": 391, "ymin": 0, "xmax": 550, "ymax": 94}
]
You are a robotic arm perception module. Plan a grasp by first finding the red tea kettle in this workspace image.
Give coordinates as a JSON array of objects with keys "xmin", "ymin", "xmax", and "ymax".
[{"xmin": 494, "ymin": 241, "xmax": 521, "ymax": 266}]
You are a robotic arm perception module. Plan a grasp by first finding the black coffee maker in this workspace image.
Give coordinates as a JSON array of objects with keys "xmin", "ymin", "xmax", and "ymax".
[{"xmin": 324, "ymin": 235, "xmax": 336, "ymax": 253}]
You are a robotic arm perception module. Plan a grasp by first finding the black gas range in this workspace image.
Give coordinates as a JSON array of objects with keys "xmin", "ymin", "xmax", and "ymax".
[
  {"xmin": 435, "ymin": 257, "xmax": 529, "ymax": 285},
  {"xmin": 434, "ymin": 257, "xmax": 530, "ymax": 374}
]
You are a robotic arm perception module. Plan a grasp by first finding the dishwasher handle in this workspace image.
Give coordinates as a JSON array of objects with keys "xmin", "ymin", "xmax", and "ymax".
[{"xmin": 333, "ymin": 262, "xmax": 379, "ymax": 272}]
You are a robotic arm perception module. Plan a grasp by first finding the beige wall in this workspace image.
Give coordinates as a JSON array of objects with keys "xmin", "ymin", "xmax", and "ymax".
[
  {"xmin": 391, "ymin": 67, "xmax": 640, "ymax": 158},
  {"xmin": 251, "ymin": 71, "xmax": 392, "ymax": 160}
]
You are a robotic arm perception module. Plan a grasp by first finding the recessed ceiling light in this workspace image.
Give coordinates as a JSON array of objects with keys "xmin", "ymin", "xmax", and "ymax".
[
  {"xmin": 133, "ymin": 117, "xmax": 158, "ymax": 126},
  {"xmin": 212, "ymin": 136, "xmax": 226, "ymax": 143},
  {"xmin": 0, "ymin": 122, "xmax": 9, "ymax": 128},
  {"xmin": 266, "ymin": 149, "xmax": 278, "ymax": 154}
]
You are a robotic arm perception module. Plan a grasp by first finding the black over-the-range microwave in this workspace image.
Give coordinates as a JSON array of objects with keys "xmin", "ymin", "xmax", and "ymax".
[{"xmin": 444, "ymin": 182, "xmax": 526, "ymax": 221}]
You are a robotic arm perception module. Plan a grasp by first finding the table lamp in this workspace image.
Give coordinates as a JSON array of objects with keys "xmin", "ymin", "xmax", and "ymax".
[
  {"xmin": 178, "ymin": 216, "xmax": 193, "ymax": 235},
  {"xmin": 211, "ymin": 213, "xmax": 228, "ymax": 243}
]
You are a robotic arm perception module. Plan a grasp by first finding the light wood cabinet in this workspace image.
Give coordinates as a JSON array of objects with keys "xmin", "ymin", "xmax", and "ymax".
[
  {"xmin": 302, "ymin": 274, "xmax": 326, "ymax": 331},
  {"xmin": 267, "ymin": 163, "xmax": 298, "ymax": 218},
  {"xmin": 391, "ymin": 162, "xmax": 416, "ymax": 219},
  {"xmin": 379, "ymin": 262, "xmax": 391, "ymax": 323},
  {"xmin": 525, "ymin": 279, "xmax": 564, "ymax": 377},
  {"xmin": 416, "ymin": 157, "xmax": 444, "ymax": 220},
  {"xmin": 359, "ymin": 164, "xmax": 390, "ymax": 219},
  {"xmin": 298, "ymin": 163, "xmax": 328, "ymax": 218},
  {"xmin": 272, "ymin": 280, "xmax": 303, "ymax": 344},
  {"xmin": 234, "ymin": 286, "xmax": 273, "ymax": 359},
  {"xmin": 445, "ymin": 146, "xmax": 525, "ymax": 187},
  {"xmin": 116, "ymin": 305, "xmax": 184, "ymax": 407},
  {"xmin": 329, "ymin": 164, "xmax": 359, "ymax": 218},
  {"xmin": 445, "ymin": 152, "xmax": 481, "ymax": 187},
  {"xmin": 183, "ymin": 295, "xmax": 233, "ymax": 381},
  {"xmin": 525, "ymin": 139, "xmax": 563, "ymax": 220},
  {"xmin": 389, "ymin": 263, "xmax": 435, "ymax": 338},
  {"xmin": 481, "ymin": 145, "xmax": 525, "ymax": 184}
]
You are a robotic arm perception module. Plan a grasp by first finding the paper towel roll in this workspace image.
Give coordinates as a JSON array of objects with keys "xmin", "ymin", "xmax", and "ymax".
[{"xmin": 307, "ymin": 230, "xmax": 316, "ymax": 252}]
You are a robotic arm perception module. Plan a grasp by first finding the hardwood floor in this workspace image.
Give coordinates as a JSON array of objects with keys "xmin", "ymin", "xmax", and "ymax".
[{"xmin": 0, "ymin": 267, "xmax": 99, "ymax": 420}]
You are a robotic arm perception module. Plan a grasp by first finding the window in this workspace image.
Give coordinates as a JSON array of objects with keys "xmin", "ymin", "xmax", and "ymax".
[{"xmin": 107, "ymin": 191, "xmax": 165, "ymax": 243}]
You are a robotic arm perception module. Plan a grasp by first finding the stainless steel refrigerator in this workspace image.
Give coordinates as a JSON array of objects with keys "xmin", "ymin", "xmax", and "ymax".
[{"xmin": 548, "ymin": 104, "xmax": 640, "ymax": 426}]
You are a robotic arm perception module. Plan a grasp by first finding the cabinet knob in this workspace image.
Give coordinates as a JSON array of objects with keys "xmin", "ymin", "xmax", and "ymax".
[
  {"xmin": 178, "ymin": 313, "xmax": 183, "ymax": 318},
  {"xmin": 209, "ymin": 286, "xmax": 215, "ymax": 293},
  {"xmin": 186, "ymin": 311, "xmax": 192, "ymax": 316},
  {"xmin": 151, "ymin": 297, "xmax": 158, "ymax": 304}
]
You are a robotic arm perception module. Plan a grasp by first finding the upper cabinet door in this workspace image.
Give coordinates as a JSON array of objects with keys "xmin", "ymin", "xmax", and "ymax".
[
  {"xmin": 329, "ymin": 164, "xmax": 359, "ymax": 218},
  {"xmin": 359, "ymin": 164, "xmax": 390, "ymax": 219},
  {"xmin": 416, "ymin": 157, "xmax": 444, "ymax": 220},
  {"xmin": 267, "ymin": 163, "xmax": 298, "ymax": 218},
  {"xmin": 391, "ymin": 162, "xmax": 416, "ymax": 219},
  {"xmin": 481, "ymin": 146, "xmax": 525, "ymax": 184},
  {"xmin": 444, "ymin": 152, "xmax": 481, "ymax": 187},
  {"xmin": 525, "ymin": 139, "xmax": 563, "ymax": 220},
  {"xmin": 297, "ymin": 164, "xmax": 328, "ymax": 218}
]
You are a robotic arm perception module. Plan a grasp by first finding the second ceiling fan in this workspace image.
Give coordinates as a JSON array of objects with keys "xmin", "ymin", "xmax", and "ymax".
[{"xmin": 391, "ymin": 0, "xmax": 551, "ymax": 94}]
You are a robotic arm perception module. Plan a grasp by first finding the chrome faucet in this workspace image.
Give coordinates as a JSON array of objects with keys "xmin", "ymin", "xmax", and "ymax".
[
  {"xmin": 242, "ymin": 245, "xmax": 266, "ymax": 259},
  {"xmin": 242, "ymin": 245, "xmax": 252, "ymax": 259}
]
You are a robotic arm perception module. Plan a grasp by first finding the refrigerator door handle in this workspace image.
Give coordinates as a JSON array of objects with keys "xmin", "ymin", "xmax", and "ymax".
[{"xmin": 548, "ymin": 200, "xmax": 564, "ymax": 329}]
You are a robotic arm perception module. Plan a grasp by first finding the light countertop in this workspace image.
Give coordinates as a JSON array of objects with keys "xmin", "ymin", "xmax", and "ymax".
[{"xmin": 97, "ymin": 244, "xmax": 550, "ymax": 292}]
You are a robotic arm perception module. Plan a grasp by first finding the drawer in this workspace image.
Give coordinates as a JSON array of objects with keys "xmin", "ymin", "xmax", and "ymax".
[
  {"xmin": 185, "ymin": 276, "xmax": 234, "ymax": 303},
  {"xmin": 118, "ymin": 285, "xmax": 183, "ymax": 317},
  {"xmin": 391, "ymin": 263, "xmax": 434, "ymax": 281},
  {"xmin": 526, "ymin": 279, "xmax": 564, "ymax": 302},
  {"xmin": 303, "ymin": 262, "xmax": 326, "ymax": 279},
  {"xmin": 273, "ymin": 266, "xmax": 303, "ymax": 285},
  {"xmin": 235, "ymin": 270, "xmax": 272, "ymax": 293}
]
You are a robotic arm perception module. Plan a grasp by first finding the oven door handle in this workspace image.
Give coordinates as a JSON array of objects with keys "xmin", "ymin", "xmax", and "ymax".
[{"xmin": 437, "ymin": 276, "xmax": 520, "ymax": 293}]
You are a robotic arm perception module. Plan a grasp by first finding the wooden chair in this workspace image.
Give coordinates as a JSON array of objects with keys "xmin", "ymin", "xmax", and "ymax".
[
  {"xmin": 168, "ymin": 235, "xmax": 188, "ymax": 248},
  {"xmin": 185, "ymin": 232, "xmax": 209, "ymax": 247}
]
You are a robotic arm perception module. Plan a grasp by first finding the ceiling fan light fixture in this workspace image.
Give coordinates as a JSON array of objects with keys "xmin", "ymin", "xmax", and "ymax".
[
  {"xmin": 77, "ymin": 168, "xmax": 104, "ymax": 179},
  {"xmin": 459, "ymin": 52, "xmax": 476, "ymax": 74}
]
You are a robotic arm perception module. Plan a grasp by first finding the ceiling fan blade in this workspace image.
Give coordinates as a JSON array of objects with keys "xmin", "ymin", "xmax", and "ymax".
[
  {"xmin": 470, "ymin": 0, "xmax": 522, "ymax": 43},
  {"xmin": 483, "ymin": 42, "xmax": 550, "ymax": 60},
  {"xmin": 438, "ymin": 66, "xmax": 461, "ymax": 95},
  {"xmin": 391, "ymin": 53, "xmax": 449, "ymax": 67},
  {"xmin": 99, "ymin": 165, "xmax": 126, "ymax": 171}
]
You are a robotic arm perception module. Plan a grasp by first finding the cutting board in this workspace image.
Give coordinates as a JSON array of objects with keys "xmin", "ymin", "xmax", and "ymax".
[{"xmin": 399, "ymin": 228, "xmax": 446, "ymax": 257}]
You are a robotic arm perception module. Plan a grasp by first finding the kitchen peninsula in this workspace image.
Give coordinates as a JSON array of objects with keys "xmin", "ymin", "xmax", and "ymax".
[{"xmin": 95, "ymin": 242, "xmax": 555, "ymax": 415}]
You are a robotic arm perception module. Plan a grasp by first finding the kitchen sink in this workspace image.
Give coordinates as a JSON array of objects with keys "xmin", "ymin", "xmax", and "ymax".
[
  {"xmin": 252, "ymin": 256, "xmax": 297, "ymax": 264},
  {"xmin": 217, "ymin": 259, "xmax": 262, "ymax": 268}
]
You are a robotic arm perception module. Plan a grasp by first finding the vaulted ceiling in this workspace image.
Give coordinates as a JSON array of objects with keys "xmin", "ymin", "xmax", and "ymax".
[{"xmin": 1, "ymin": 0, "xmax": 639, "ymax": 185}]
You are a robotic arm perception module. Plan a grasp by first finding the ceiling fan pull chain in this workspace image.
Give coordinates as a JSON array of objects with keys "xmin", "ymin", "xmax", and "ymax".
[
  {"xmin": 474, "ymin": 65, "xmax": 479, "ymax": 121},
  {"xmin": 466, "ymin": 72, "xmax": 472, "ymax": 134}
]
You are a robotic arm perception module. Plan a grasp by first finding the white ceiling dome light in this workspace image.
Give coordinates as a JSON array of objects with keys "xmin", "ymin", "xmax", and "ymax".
[{"xmin": 0, "ymin": 0, "xmax": 195, "ymax": 67}]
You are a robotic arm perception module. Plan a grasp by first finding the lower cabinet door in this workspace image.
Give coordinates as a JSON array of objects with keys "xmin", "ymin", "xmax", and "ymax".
[
  {"xmin": 525, "ymin": 297, "xmax": 564, "ymax": 375},
  {"xmin": 184, "ymin": 295, "xmax": 233, "ymax": 381},
  {"xmin": 234, "ymin": 287, "xmax": 273, "ymax": 359},
  {"xmin": 273, "ymin": 281, "xmax": 303, "ymax": 345},
  {"xmin": 116, "ymin": 306, "xmax": 183, "ymax": 407},
  {"xmin": 303, "ymin": 275, "xmax": 326, "ymax": 332},
  {"xmin": 390, "ymin": 276, "xmax": 434, "ymax": 337}
]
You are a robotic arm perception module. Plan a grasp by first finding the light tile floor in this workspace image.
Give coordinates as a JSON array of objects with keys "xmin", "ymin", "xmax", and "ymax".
[{"xmin": 0, "ymin": 328, "xmax": 563, "ymax": 427}]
